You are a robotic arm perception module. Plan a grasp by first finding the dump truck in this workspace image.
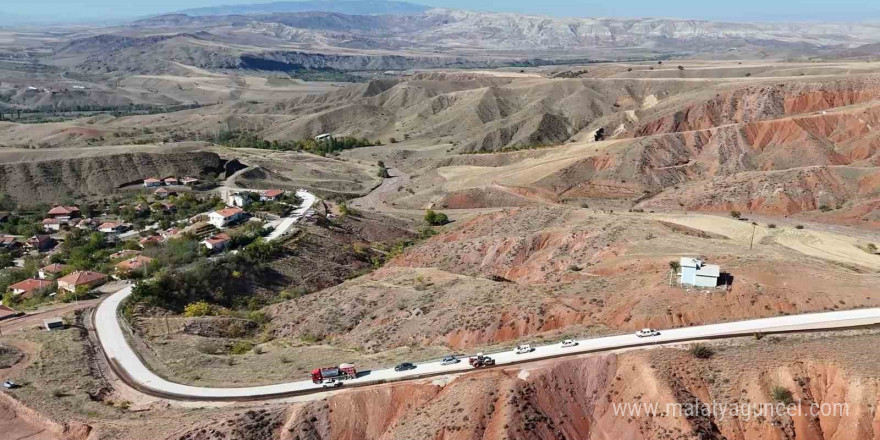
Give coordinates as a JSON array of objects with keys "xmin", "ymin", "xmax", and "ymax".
[
  {"xmin": 469, "ymin": 353, "xmax": 495, "ymax": 368},
  {"xmin": 311, "ymin": 363, "xmax": 356, "ymax": 383}
]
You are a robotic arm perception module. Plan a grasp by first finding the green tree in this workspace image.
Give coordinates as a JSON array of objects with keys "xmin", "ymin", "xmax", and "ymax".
[{"xmin": 424, "ymin": 210, "xmax": 449, "ymax": 226}]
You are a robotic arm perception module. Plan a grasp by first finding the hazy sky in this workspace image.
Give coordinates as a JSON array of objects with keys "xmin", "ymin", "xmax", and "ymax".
[{"xmin": 4, "ymin": 0, "xmax": 880, "ymax": 23}]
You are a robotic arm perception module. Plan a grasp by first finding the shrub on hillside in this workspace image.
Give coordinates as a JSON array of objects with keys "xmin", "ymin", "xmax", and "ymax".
[
  {"xmin": 688, "ymin": 343, "xmax": 715, "ymax": 359},
  {"xmin": 424, "ymin": 210, "xmax": 449, "ymax": 226}
]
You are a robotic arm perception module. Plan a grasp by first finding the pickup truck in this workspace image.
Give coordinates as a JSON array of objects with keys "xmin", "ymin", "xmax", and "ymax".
[{"xmin": 514, "ymin": 344, "xmax": 534, "ymax": 354}]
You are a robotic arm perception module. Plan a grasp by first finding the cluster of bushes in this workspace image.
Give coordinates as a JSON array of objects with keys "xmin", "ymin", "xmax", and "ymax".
[
  {"xmin": 424, "ymin": 210, "xmax": 449, "ymax": 226},
  {"xmin": 462, "ymin": 143, "xmax": 558, "ymax": 155},
  {"xmin": 124, "ymin": 239, "xmax": 285, "ymax": 316},
  {"xmin": 213, "ymin": 129, "xmax": 378, "ymax": 156}
]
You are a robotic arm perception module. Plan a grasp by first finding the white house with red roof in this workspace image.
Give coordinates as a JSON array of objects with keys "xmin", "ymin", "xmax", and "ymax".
[
  {"xmin": 42, "ymin": 217, "xmax": 63, "ymax": 232},
  {"xmin": 201, "ymin": 233, "xmax": 231, "ymax": 252},
  {"xmin": 207, "ymin": 207, "xmax": 245, "ymax": 229},
  {"xmin": 164, "ymin": 177, "xmax": 179, "ymax": 186},
  {"xmin": 259, "ymin": 189, "xmax": 284, "ymax": 202},
  {"xmin": 57, "ymin": 270, "xmax": 107, "ymax": 294},
  {"xmin": 98, "ymin": 221, "xmax": 127, "ymax": 234},
  {"xmin": 46, "ymin": 206, "xmax": 79, "ymax": 221},
  {"xmin": 143, "ymin": 178, "xmax": 162, "ymax": 187},
  {"xmin": 8, "ymin": 278, "xmax": 54, "ymax": 296}
]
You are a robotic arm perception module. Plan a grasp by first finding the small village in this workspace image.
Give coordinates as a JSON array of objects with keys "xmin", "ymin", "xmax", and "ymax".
[{"xmin": 0, "ymin": 177, "xmax": 316, "ymax": 315}]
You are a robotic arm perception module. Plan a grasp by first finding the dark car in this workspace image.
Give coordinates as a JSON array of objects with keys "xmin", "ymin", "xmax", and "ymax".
[{"xmin": 394, "ymin": 362, "xmax": 416, "ymax": 372}]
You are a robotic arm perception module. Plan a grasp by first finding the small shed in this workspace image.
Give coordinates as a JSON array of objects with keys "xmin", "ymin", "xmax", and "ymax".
[
  {"xmin": 43, "ymin": 317, "xmax": 64, "ymax": 331},
  {"xmin": 679, "ymin": 257, "xmax": 721, "ymax": 288}
]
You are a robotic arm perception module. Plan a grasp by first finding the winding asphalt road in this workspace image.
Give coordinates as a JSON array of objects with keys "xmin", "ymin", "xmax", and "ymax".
[{"xmin": 94, "ymin": 286, "xmax": 880, "ymax": 400}]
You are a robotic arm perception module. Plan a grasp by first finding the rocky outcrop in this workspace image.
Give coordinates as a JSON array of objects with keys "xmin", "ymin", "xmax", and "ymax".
[{"xmin": 0, "ymin": 150, "xmax": 223, "ymax": 206}]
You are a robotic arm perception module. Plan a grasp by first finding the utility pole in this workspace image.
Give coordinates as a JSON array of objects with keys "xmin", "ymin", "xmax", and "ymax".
[{"xmin": 749, "ymin": 223, "xmax": 756, "ymax": 250}]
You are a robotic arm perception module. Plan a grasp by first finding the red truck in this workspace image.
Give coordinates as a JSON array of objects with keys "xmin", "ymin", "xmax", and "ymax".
[
  {"xmin": 311, "ymin": 363, "xmax": 357, "ymax": 383},
  {"xmin": 469, "ymin": 353, "xmax": 495, "ymax": 368}
]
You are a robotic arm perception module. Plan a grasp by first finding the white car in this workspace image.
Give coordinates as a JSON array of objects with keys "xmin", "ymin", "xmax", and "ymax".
[
  {"xmin": 561, "ymin": 339, "xmax": 578, "ymax": 348},
  {"xmin": 321, "ymin": 379, "xmax": 343, "ymax": 388},
  {"xmin": 440, "ymin": 356, "xmax": 459, "ymax": 365},
  {"xmin": 514, "ymin": 344, "xmax": 533, "ymax": 354},
  {"xmin": 635, "ymin": 328, "xmax": 661, "ymax": 338}
]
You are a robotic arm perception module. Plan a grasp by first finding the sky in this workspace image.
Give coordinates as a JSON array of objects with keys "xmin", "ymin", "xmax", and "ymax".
[{"xmin": 3, "ymin": 0, "xmax": 880, "ymax": 23}]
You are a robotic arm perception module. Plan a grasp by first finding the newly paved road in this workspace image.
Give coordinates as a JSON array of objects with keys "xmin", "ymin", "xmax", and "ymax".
[
  {"xmin": 265, "ymin": 189, "xmax": 316, "ymax": 242},
  {"xmin": 94, "ymin": 284, "xmax": 880, "ymax": 400}
]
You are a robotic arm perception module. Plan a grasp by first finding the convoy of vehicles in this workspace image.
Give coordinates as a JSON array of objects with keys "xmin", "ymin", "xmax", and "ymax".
[
  {"xmin": 310, "ymin": 363, "xmax": 357, "ymax": 383},
  {"xmin": 311, "ymin": 330, "xmax": 671, "ymax": 388}
]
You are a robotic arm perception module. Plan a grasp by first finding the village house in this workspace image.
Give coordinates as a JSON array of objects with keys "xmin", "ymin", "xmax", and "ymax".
[
  {"xmin": 164, "ymin": 177, "xmax": 179, "ymax": 186},
  {"xmin": 98, "ymin": 221, "xmax": 127, "ymax": 234},
  {"xmin": 7, "ymin": 278, "xmax": 54, "ymax": 296},
  {"xmin": 679, "ymin": 257, "xmax": 721, "ymax": 288},
  {"xmin": 139, "ymin": 235, "xmax": 164, "ymax": 248},
  {"xmin": 42, "ymin": 218, "xmax": 63, "ymax": 232},
  {"xmin": 201, "ymin": 233, "xmax": 231, "ymax": 252},
  {"xmin": 0, "ymin": 235, "xmax": 20, "ymax": 250},
  {"xmin": 57, "ymin": 270, "xmax": 107, "ymax": 294},
  {"xmin": 207, "ymin": 207, "xmax": 245, "ymax": 229},
  {"xmin": 39, "ymin": 263, "xmax": 69, "ymax": 280},
  {"xmin": 25, "ymin": 235, "xmax": 55, "ymax": 252},
  {"xmin": 46, "ymin": 206, "xmax": 80, "ymax": 221},
  {"xmin": 115, "ymin": 255, "xmax": 154, "ymax": 276},
  {"xmin": 0, "ymin": 304, "xmax": 20, "ymax": 321},
  {"xmin": 181, "ymin": 177, "xmax": 199, "ymax": 186},
  {"xmin": 259, "ymin": 189, "xmax": 284, "ymax": 202},
  {"xmin": 227, "ymin": 192, "xmax": 251, "ymax": 207},
  {"xmin": 154, "ymin": 187, "xmax": 171, "ymax": 198},
  {"xmin": 74, "ymin": 218, "xmax": 96, "ymax": 230},
  {"xmin": 143, "ymin": 178, "xmax": 162, "ymax": 188},
  {"xmin": 160, "ymin": 227, "xmax": 181, "ymax": 239}
]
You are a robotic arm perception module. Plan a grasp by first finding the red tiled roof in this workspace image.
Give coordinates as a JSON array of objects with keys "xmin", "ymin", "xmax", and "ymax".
[
  {"xmin": 47, "ymin": 206, "xmax": 78, "ymax": 216},
  {"xmin": 0, "ymin": 235, "xmax": 17, "ymax": 246},
  {"xmin": 98, "ymin": 222, "xmax": 123, "ymax": 230},
  {"xmin": 144, "ymin": 178, "xmax": 160, "ymax": 183},
  {"xmin": 8, "ymin": 278, "xmax": 53, "ymax": 293},
  {"xmin": 214, "ymin": 207, "xmax": 244, "ymax": 218},
  {"xmin": 41, "ymin": 263, "xmax": 68, "ymax": 274},
  {"xmin": 116, "ymin": 256, "xmax": 154, "ymax": 271},
  {"xmin": 0, "ymin": 305, "xmax": 18, "ymax": 320},
  {"xmin": 42, "ymin": 218, "xmax": 62, "ymax": 225},
  {"xmin": 139, "ymin": 235, "xmax": 163, "ymax": 245},
  {"xmin": 262, "ymin": 189, "xmax": 283, "ymax": 198},
  {"xmin": 203, "ymin": 233, "xmax": 231, "ymax": 246},
  {"xmin": 57, "ymin": 270, "xmax": 106, "ymax": 287},
  {"xmin": 155, "ymin": 188, "xmax": 170, "ymax": 193}
]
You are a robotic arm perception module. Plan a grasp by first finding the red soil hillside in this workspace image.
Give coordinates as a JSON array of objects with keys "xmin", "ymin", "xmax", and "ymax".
[
  {"xmin": 267, "ymin": 207, "xmax": 879, "ymax": 352},
  {"xmin": 271, "ymin": 333, "xmax": 880, "ymax": 440}
]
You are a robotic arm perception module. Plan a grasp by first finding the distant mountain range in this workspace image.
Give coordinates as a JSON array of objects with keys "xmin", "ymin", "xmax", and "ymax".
[{"xmin": 177, "ymin": 0, "xmax": 430, "ymax": 17}]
